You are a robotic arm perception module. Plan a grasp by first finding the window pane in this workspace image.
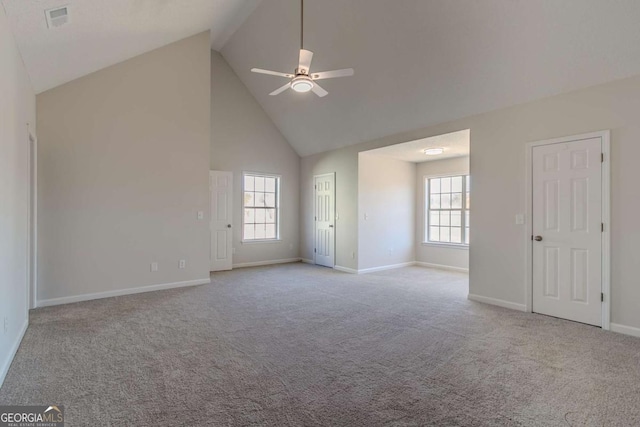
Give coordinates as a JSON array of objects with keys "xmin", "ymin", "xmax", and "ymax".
[
  {"xmin": 451, "ymin": 211, "xmax": 461, "ymax": 226},
  {"xmin": 430, "ymin": 195, "xmax": 440, "ymax": 209},
  {"xmin": 430, "ymin": 178, "xmax": 441, "ymax": 194},
  {"xmin": 256, "ymin": 192, "xmax": 266, "ymax": 207},
  {"xmin": 430, "ymin": 211, "xmax": 440, "ymax": 226},
  {"xmin": 244, "ymin": 225, "xmax": 255, "ymax": 240},
  {"xmin": 440, "ymin": 211, "xmax": 450, "ymax": 226},
  {"xmin": 255, "ymin": 209, "xmax": 266, "ymax": 223},
  {"xmin": 441, "ymin": 177, "xmax": 451, "ymax": 193},
  {"xmin": 465, "ymin": 211, "xmax": 470, "ymax": 227},
  {"xmin": 244, "ymin": 208, "xmax": 255, "ymax": 223},
  {"xmin": 451, "ymin": 193, "xmax": 462, "ymax": 209},
  {"xmin": 244, "ymin": 175, "xmax": 255, "ymax": 191},
  {"xmin": 265, "ymin": 209, "xmax": 276, "ymax": 223},
  {"xmin": 244, "ymin": 192, "xmax": 254, "ymax": 207},
  {"xmin": 465, "ymin": 228, "xmax": 470, "ymax": 245},
  {"xmin": 265, "ymin": 177, "xmax": 276, "ymax": 192},
  {"xmin": 266, "ymin": 224, "xmax": 276, "ymax": 239},
  {"xmin": 255, "ymin": 224, "xmax": 266, "ymax": 239},
  {"xmin": 265, "ymin": 192, "xmax": 276, "ymax": 207},
  {"xmin": 452, "ymin": 176, "xmax": 463, "ymax": 192},
  {"xmin": 451, "ymin": 227, "xmax": 462, "ymax": 243},
  {"xmin": 429, "ymin": 226, "xmax": 440, "ymax": 241},
  {"xmin": 441, "ymin": 193, "xmax": 451, "ymax": 209},
  {"xmin": 255, "ymin": 176, "xmax": 265, "ymax": 192},
  {"xmin": 466, "ymin": 192, "xmax": 470, "ymax": 209},
  {"xmin": 439, "ymin": 227, "xmax": 450, "ymax": 242},
  {"xmin": 466, "ymin": 175, "xmax": 471, "ymax": 191}
]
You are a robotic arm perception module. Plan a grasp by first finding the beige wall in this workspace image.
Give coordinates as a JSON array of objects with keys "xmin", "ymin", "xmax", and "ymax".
[
  {"xmin": 416, "ymin": 157, "xmax": 469, "ymax": 270},
  {"xmin": 301, "ymin": 73, "xmax": 640, "ymax": 333},
  {"xmin": 0, "ymin": 6, "xmax": 36, "ymax": 385},
  {"xmin": 358, "ymin": 153, "xmax": 415, "ymax": 270},
  {"xmin": 211, "ymin": 51, "xmax": 300, "ymax": 265},
  {"xmin": 36, "ymin": 32, "xmax": 211, "ymax": 304}
]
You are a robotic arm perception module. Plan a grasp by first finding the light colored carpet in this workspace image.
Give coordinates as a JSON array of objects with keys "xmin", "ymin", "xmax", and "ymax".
[{"xmin": 1, "ymin": 263, "xmax": 640, "ymax": 426}]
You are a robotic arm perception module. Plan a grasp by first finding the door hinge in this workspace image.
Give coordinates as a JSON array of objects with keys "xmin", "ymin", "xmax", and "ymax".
[
  {"xmin": 601, "ymin": 223, "xmax": 604, "ymax": 232},
  {"xmin": 314, "ymin": 216, "xmax": 317, "ymax": 221},
  {"xmin": 601, "ymin": 292, "xmax": 604, "ymax": 302},
  {"xmin": 601, "ymin": 153, "xmax": 604, "ymax": 163},
  {"xmin": 530, "ymin": 235, "xmax": 533, "ymax": 241},
  {"xmin": 314, "ymin": 248, "xmax": 316, "ymax": 253},
  {"xmin": 314, "ymin": 185, "xmax": 317, "ymax": 190}
]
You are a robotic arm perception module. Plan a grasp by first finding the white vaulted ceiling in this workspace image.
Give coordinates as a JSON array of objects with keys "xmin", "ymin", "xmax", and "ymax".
[
  {"xmin": 222, "ymin": 0, "xmax": 640, "ymax": 156},
  {"xmin": 1, "ymin": 0, "xmax": 261, "ymax": 93}
]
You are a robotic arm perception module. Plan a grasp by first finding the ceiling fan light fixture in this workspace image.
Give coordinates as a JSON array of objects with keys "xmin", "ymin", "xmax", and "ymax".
[
  {"xmin": 424, "ymin": 147, "xmax": 444, "ymax": 155},
  {"xmin": 291, "ymin": 76, "xmax": 314, "ymax": 93}
]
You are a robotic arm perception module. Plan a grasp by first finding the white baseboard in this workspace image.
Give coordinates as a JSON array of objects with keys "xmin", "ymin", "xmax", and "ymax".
[
  {"xmin": 358, "ymin": 261, "xmax": 416, "ymax": 274},
  {"xmin": 415, "ymin": 261, "xmax": 469, "ymax": 273},
  {"xmin": 37, "ymin": 278, "xmax": 211, "ymax": 308},
  {"xmin": 611, "ymin": 323, "xmax": 640, "ymax": 339},
  {"xmin": 0, "ymin": 317, "xmax": 29, "ymax": 388},
  {"xmin": 232, "ymin": 258, "xmax": 301, "ymax": 269},
  {"xmin": 333, "ymin": 265, "xmax": 358, "ymax": 274},
  {"xmin": 301, "ymin": 258, "xmax": 314, "ymax": 264},
  {"xmin": 468, "ymin": 293, "xmax": 527, "ymax": 312}
]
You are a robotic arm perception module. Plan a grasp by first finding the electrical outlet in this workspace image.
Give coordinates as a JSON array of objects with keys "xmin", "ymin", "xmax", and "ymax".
[
  {"xmin": 351, "ymin": 251, "xmax": 356, "ymax": 259},
  {"xmin": 179, "ymin": 259, "xmax": 186, "ymax": 269},
  {"xmin": 151, "ymin": 262, "xmax": 158, "ymax": 272},
  {"xmin": 197, "ymin": 211, "xmax": 204, "ymax": 220},
  {"xmin": 289, "ymin": 243, "xmax": 293, "ymax": 250}
]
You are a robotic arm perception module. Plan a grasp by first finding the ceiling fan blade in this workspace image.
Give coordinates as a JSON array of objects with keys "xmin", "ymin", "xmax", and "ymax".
[
  {"xmin": 298, "ymin": 49, "xmax": 313, "ymax": 73},
  {"xmin": 269, "ymin": 82, "xmax": 291, "ymax": 96},
  {"xmin": 311, "ymin": 83, "xmax": 328, "ymax": 97},
  {"xmin": 311, "ymin": 68, "xmax": 354, "ymax": 80},
  {"xmin": 251, "ymin": 68, "xmax": 294, "ymax": 78}
]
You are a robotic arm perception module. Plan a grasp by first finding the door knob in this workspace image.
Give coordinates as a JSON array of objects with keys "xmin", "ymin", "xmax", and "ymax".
[
  {"xmin": 227, "ymin": 224, "xmax": 232, "ymax": 228},
  {"xmin": 534, "ymin": 235, "xmax": 543, "ymax": 241}
]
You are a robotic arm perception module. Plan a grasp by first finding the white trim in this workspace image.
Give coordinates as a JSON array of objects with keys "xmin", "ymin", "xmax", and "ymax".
[
  {"xmin": 301, "ymin": 258, "xmax": 314, "ymax": 264},
  {"xmin": 27, "ymin": 126, "xmax": 37, "ymax": 310},
  {"xmin": 611, "ymin": 323, "xmax": 640, "ymax": 339},
  {"xmin": 333, "ymin": 265, "xmax": 358, "ymax": 274},
  {"xmin": 358, "ymin": 261, "xmax": 415, "ymax": 274},
  {"xmin": 37, "ymin": 278, "xmax": 211, "ymax": 308},
  {"xmin": 0, "ymin": 318, "xmax": 29, "ymax": 388},
  {"xmin": 415, "ymin": 261, "xmax": 469, "ymax": 273},
  {"xmin": 420, "ymin": 242, "xmax": 469, "ymax": 250},
  {"xmin": 524, "ymin": 130, "xmax": 611, "ymax": 330},
  {"xmin": 468, "ymin": 293, "xmax": 527, "ymax": 312},
  {"xmin": 232, "ymin": 258, "xmax": 301, "ymax": 268}
]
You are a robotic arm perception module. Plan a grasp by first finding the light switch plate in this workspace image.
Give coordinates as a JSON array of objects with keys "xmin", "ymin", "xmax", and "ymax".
[
  {"xmin": 197, "ymin": 211, "xmax": 204, "ymax": 220},
  {"xmin": 515, "ymin": 214, "xmax": 525, "ymax": 225}
]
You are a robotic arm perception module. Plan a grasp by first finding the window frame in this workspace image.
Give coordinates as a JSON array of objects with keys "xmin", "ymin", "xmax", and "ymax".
[
  {"xmin": 241, "ymin": 171, "xmax": 282, "ymax": 243},
  {"xmin": 423, "ymin": 173, "xmax": 470, "ymax": 248}
]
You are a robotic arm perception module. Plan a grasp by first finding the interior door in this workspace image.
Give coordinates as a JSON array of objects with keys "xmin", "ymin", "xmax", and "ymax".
[
  {"xmin": 314, "ymin": 173, "xmax": 335, "ymax": 267},
  {"xmin": 532, "ymin": 137, "xmax": 602, "ymax": 326},
  {"xmin": 210, "ymin": 171, "xmax": 233, "ymax": 271}
]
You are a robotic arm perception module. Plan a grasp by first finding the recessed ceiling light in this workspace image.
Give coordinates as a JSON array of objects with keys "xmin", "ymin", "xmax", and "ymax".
[{"xmin": 424, "ymin": 147, "xmax": 444, "ymax": 155}]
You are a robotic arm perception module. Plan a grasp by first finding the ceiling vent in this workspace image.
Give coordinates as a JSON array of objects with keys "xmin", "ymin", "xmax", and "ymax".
[{"xmin": 45, "ymin": 6, "xmax": 69, "ymax": 29}]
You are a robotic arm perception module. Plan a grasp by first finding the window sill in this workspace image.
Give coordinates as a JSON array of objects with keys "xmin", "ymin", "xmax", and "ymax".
[
  {"xmin": 421, "ymin": 242, "xmax": 469, "ymax": 250},
  {"xmin": 241, "ymin": 239, "xmax": 282, "ymax": 244}
]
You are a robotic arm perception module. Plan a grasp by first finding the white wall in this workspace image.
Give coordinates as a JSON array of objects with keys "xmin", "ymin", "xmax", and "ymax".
[
  {"xmin": 211, "ymin": 51, "xmax": 300, "ymax": 265},
  {"xmin": 36, "ymin": 33, "xmax": 211, "ymax": 304},
  {"xmin": 358, "ymin": 153, "xmax": 415, "ymax": 270},
  {"xmin": 0, "ymin": 6, "xmax": 36, "ymax": 386},
  {"xmin": 301, "ymin": 73, "xmax": 640, "ymax": 333},
  {"xmin": 416, "ymin": 156, "xmax": 469, "ymax": 270}
]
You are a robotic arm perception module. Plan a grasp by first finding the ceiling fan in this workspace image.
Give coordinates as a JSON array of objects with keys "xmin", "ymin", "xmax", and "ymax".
[{"xmin": 250, "ymin": 0, "xmax": 354, "ymax": 97}]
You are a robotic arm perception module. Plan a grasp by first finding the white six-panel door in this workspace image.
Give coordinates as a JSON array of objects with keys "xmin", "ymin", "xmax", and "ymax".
[
  {"xmin": 314, "ymin": 173, "xmax": 335, "ymax": 267},
  {"xmin": 532, "ymin": 137, "xmax": 602, "ymax": 326},
  {"xmin": 210, "ymin": 171, "xmax": 233, "ymax": 272}
]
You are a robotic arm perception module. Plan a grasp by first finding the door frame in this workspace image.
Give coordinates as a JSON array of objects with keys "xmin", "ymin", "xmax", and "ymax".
[
  {"xmin": 313, "ymin": 172, "xmax": 336, "ymax": 266},
  {"xmin": 27, "ymin": 127, "xmax": 38, "ymax": 310},
  {"xmin": 524, "ymin": 130, "xmax": 610, "ymax": 329}
]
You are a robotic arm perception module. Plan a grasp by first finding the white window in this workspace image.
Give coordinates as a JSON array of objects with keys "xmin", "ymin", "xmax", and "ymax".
[
  {"xmin": 426, "ymin": 175, "xmax": 470, "ymax": 245},
  {"xmin": 243, "ymin": 173, "xmax": 280, "ymax": 241}
]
